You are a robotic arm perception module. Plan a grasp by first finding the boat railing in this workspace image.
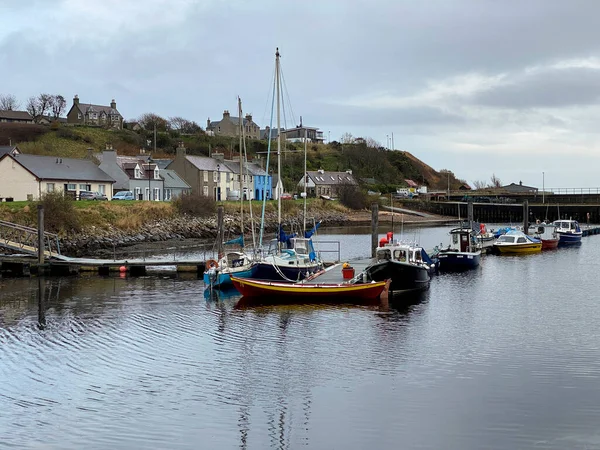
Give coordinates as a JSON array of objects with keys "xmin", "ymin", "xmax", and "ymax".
[{"xmin": 312, "ymin": 240, "xmax": 341, "ymax": 263}]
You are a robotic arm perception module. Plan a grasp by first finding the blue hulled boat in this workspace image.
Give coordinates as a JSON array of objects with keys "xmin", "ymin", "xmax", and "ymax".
[
  {"xmin": 203, "ymin": 250, "xmax": 257, "ymax": 288},
  {"xmin": 435, "ymin": 227, "xmax": 481, "ymax": 271},
  {"xmin": 552, "ymin": 219, "xmax": 582, "ymax": 245}
]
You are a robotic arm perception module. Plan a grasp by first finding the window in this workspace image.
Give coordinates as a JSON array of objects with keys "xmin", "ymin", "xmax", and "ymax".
[
  {"xmin": 203, "ymin": 171, "xmax": 208, "ymax": 182},
  {"xmin": 47, "ymin": 183, "xmax": 55, "ymax": 192},
  {"xmin": 135, "ymin": 168, "xmax": 142, "ymax": 179},
  {"xmin": 66, "ymin": 184, "xmax": 76, "ymax": 191},
  {"xmin": 135, "ymin": 187, "xmax": 141, "ymax": 199},
  {"xmin": 164, "ymin": 189, "xmax": 172, "ymax": 201},
  {"xmin": 79, "ymin": 184, "xmax": 87, "ymax": 191},
  {"xmin": 226, "ymin": 173, "xmax": 231, "ymax": 182},
  {"xmin": 154, "ymin": 168, "xmax": 160, "ymax": 179},
  {"xmin": 98, "ymin": 185, "xmax": 105, "ymax": 194},
  {"xmin": 145, "ymin": 187, "xmax": 150, "ymax": 200},
  {"xmin": 153, "ymin": 187, "xmax": 160, "ymax": 201},
  {"xmin": 77, "ymin": 113, "xmax": 82, "ymax": 119},
  {"xmin": 203, "ymin": 186, "xmax": 208, "ymax": 196}
]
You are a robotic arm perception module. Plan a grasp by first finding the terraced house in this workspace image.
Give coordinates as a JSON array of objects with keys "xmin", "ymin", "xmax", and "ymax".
[
  {"xmin": 66, "ymin": 95, "xmax": 123, "ymax": 129},
  {"xmin": 206, "ymin": 110, "xmax": 260, "ymax": 139}
]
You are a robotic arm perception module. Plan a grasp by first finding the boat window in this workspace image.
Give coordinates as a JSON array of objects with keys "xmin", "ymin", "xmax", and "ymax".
[
  {"xmin": 517, "ymin": 237, "xmax": 527, "ymax": 243},
  {"xmin": 452, "ymin": 234, "xmax": 458, "ymax": 244},
  {"xmin": 293, "ymin": 239, "xmax": 309, "ymax": 255},
  {"xmin": 414, "ymin": 250, "xmax": 422, "ymax": 262},
  {"xmin": 498, "ymin": 236, "xmax": 515, "ymax": 243},
  {"xmin": 393, "ymin": 250, "xmax": 406, "ymax": 262},
  {"xmin": 377, "ymin": 249, "xmax": 392, "ymax": 261}
]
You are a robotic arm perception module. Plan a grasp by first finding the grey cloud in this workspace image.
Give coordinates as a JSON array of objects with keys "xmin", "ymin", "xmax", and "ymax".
[{"xmin": 472, "ymin": 67, "xmax": 600, "ymax": 108}]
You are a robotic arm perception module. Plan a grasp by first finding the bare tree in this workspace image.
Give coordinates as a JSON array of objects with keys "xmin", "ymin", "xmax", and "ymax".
[
  {"xmin": 169, "ymin": 116, "xmax": 187, "ymax": 131},
  {"xmin": 0, "ymin": 94, "xmax": 20, "ymax": 110},
  {"xmin": 365, "ymin": 137, "xmax": 382, "ymax": 149},
  {"xmin": 340, "ymin": 132, "xmax": 355, "ymax": 144},
  {"xmin": 138, "ymin": 113, "xmax": 169, "ymax": 131},
  {"xmin": 50, "ymin": 95, "xmax": 66, "ymax": 118},
  {"xmin": 472, "ymin": 180, "xmax": 488, "ymax": 190},
  {"xmin": 26, "ymin": 96, "xmax": 40, "ymax": 119},
  {"xmin": 37, "ymin": 93, "xmax": 52, "ymax": 117},
  {"xmin": 490, "ymin": 173, "xmax": 502, "ymax": 188}
]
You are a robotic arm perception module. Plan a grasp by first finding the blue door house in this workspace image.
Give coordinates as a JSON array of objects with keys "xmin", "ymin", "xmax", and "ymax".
[{"xmin": 247, "ymin": 160, "xmax": 272, "ymax": 200}]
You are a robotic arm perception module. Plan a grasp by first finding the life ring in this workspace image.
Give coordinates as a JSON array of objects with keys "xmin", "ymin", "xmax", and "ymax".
[{"xmin": 205, "ymin": 259, "xmax": 219, "ymax": 270}]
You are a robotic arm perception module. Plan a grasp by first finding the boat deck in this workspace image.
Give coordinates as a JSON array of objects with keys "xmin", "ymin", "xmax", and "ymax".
[{"xmin": 304, "ymin": 258, "xmax": 373, "ymax": 284}]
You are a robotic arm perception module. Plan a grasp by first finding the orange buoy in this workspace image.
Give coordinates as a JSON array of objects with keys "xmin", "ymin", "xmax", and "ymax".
[
  {"xmin": 205, "ymin": 259, "xmax": 219, "ymax": 270},
  {"xmin": 119, "ymin": 266, "xmax": 127, "ymax": 273}
]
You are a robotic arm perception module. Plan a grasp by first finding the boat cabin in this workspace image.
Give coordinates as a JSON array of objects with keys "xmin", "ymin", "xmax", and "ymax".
[
  {"xmin": 449, "ymin": 228, "xmax": 474, "ymax": 252},
  {"xmin": 496, "ymin": 234, "xmax": 529, "ymax": 245},
  {"xmin": 266, "ymin": 237, "xmax": 316, "ymax": 260},
  {"xmin": 376, "ymin": 244, "xmax": 424, "ymax": 265},
  {"xmin": 552, "ymin": 220, "xmax": 581, "ymax": 233}
]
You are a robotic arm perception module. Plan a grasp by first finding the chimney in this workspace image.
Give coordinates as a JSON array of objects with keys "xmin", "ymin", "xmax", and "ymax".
[
  {"xmin": 346, "ymin": 169, "xmax": 353, "ymax": 175},
  {"xmin": 223, "ymin": 110, "xmax": 230, "ymax": 119},
  {"xmin": 299, "ymin": 115, "xmax": 303, "ymax": 127},
  {"xmin": 245, "ymin": 113, "xmax": 252, "ymax": 123},
  {"xmin": 213, "ymin": 152, "xmax": 224, "ymax": 162},
  {"xmin": 73, "ymin": 94, "xmax": 79, "ymax": 105},
  {"xmin": 519, "ymin": 180, "xmax": 522, "ymax": 185},
  {"xmin": 207, "ymin": 117, "xmax": 211, "ymax": 129},
  {"xmin": 176, "ymin": 141, "xmax": 186, "ymax": 160},
  {"xmin": 110, "ymin": 99, "xmax": 116, "ymax": 110}
]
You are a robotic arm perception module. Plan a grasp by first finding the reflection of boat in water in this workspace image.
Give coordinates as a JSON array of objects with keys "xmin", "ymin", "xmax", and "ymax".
[
  {"xmin": 231, "ymin": 276, "xmax": 387, "ymax": 303},
  {"xmin": 494, "ymin": 230, "xmax": 542, "ymax": 254},
  {"xmin": 203, "ymin": 285, "xmax": 242, "ymax": 302}
]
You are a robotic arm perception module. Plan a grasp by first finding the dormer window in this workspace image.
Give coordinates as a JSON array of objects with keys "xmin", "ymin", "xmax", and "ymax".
[
  {"xmin": 154, "ymin": 168, "xmax": 159, "ymax": 179},
  {"xmin": 135, "ymin": 167, "xmax": 142, "ymax": 179}
]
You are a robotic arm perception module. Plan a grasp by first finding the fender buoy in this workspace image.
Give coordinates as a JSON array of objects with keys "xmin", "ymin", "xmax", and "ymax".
[
  {"xmin": 479, "ymin": 223, "xmax": 485, "ymax": 233},
  {"xmin": 205, "ymin": 259, "xmax": 219, "ymax": 270}
]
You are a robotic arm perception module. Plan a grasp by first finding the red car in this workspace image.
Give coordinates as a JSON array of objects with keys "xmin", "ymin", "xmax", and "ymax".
[{"xmin": 280, "ymin": 193, "xmax": 293, "ymax": 200}]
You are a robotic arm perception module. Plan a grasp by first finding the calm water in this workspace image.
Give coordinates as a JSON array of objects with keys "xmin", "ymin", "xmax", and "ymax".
[{"xmin": 2, "ymin": 226, "xmax": 600, "ymax": 449}]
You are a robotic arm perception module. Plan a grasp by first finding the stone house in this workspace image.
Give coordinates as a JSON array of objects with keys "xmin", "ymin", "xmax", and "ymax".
[
  {"xmin": 297, "ymin": 169, "xmax": 357, "ymax": 198},
  {"xmin": 0, "ymin": 153, "xmax": 114, "ymax": 201},
  {"xmin": 206, "ymin": 110, "xmax": 260, "ymax": 139},
  {"xmin": 66, "ymin": 95, "xmax": 123, "ymax": 129}
]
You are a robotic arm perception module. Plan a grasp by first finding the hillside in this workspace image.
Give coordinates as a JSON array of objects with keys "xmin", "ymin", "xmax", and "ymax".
[{"xmin": 1, "ymin": 123, "xmax": 464, "ymax": 193}]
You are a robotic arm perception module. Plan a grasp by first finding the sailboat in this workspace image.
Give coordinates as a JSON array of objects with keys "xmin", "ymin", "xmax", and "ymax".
[
  {"xmin": 252, "ymin": 48, "xmax": 323, "ymax": 282},
  {"xmin": 203, "ymin": 98, "xmax": 258, "ymax": 288}
]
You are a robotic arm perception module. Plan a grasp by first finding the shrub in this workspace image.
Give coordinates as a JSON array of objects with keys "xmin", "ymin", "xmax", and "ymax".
[
  {"xmin": 338, "ymin": 183, "xmax": 368, "ymax": 210},
  {"xmin": 32, "ymin": 191, "xmax": 81, "ymax": 233},
  {"xmin": 173, "ymin": 192, "xmax": 216, "ymax": 217},
  {"xmin": 56, "ymin": 127, "xmax": 78, "ymax": 140}
]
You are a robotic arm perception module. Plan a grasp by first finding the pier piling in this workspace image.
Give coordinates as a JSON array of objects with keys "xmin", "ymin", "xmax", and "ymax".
[{"xmin": 371, "ymin": 203, "xmax": 379, "ymax": 257}]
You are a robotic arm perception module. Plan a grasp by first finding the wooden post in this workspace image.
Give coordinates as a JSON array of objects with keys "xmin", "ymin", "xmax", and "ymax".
[
  {"xmin": 467, "ymin": 200, "xmax": 474, "ymax": 251},
  {"xmin": 371, "ymin": 202, "xmax": 379, "ymax": 257},
  {"xmin": 217, "ymin": 205, "xmax": 224, "ymax": 258},
  {"xmin": 523, "ymin": 200, "xmax": 529, "ymax": 234},
  {"xmin": 37, "ymin": 205, "xmax": 44, "ymax": 265}
]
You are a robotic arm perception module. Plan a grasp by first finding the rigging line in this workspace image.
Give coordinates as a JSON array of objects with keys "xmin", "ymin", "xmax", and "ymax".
[
  {"xmin": 261, "ymin": 66, "xmax": 277, "ymax": 127},
  {"xmin": 279, "ymin": 65, "xmax": 297, "ymax": 128},
  {"xmin": 242, "ymin": 112, "xmax": 257, "ymax": 252},
  {"xmin": 259, "ymin": 62, "xmax": 277, "ymax": 249}
]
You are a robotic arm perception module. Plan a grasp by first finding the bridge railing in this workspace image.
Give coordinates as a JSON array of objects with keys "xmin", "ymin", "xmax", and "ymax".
[
  {"xmin": 545, "ymin": 188, "xmax": 600, "ymax": 195},
  {"xmin": 0, "ymin": 220, "xmax": 61, "ymax": 256}
]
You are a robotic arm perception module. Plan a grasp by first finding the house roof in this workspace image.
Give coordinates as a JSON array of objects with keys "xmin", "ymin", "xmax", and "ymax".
[
  {"xmin": 185, "ymin": 155, "xmax": 234, "ymax": 172},
  {"xmin": 0, "ymin": 110, "xmax": 33, "ymax": 121},
  {"xmin": 405, "ymin": 179, "xmax": 418, "ymax": 187},
  {"xmin": 260, "ymin": 128, "xmax": 279, "ymax": 140},
  {"xmin": 39, "ymin": 115, "xmax": 68, "ymax": 123},
  {"xmin": 153, "ymin": 159, "xmax": 172, "ymax": 170},
  {"xmin": 161, "ymin": 169, "xmax": 190, "ymax": 189},
  {"xmin": 208, "ymin": 115, "xmax": 258, "ymax": 129},
  {"xmin": 501, "ymin": 182, "xmax": 538, "ymax": 192},
  {"xmin": 76, "ymin": 103, "xmax": 121, "ymax": 117},
  {"xmin": 4, "ymin": 153, "xmax": 115, "ymax": 182},
  {"xmin": 0, "ymin": 145, "xmax": 20, "ymax": 157},
  {"xmin": 306, "ymin": 171, "xmax": 357, "ymax": 186}
]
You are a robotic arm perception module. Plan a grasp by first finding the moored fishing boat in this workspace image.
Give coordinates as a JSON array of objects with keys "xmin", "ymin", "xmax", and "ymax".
[
  {"xmin": 230, "ymin": 276, "xmax": 387, "ymax": 301},
  {"xmin": 364, "ymin": 233, "xmax": 433, "ymax": 293},
  {"xmin": 494, "ymin": 230, "xmax": 542, "ymax": 254},
  {"xmin": 203, "ymin": 249, "xmax": 257, "ymax": 288},
  {"xmin": 435, "ymin": 227, "xmax": 481, "ymax": 271},
  {"xmin": 552, "ymin": 219, "xmax": 582, "ymax": 245},
  {"xmin": 529, "ymin": 222, "xmax": 559, "ymax": 250}
]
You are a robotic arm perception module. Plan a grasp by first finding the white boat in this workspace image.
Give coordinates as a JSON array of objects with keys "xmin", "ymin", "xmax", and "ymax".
[{"xmin": 552, "ymin": 219, "xmax": 582, "ymax": 244}]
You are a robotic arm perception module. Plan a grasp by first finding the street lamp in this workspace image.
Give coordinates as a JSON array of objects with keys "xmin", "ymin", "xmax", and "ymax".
[
  {"xmin": 148, "ymin": 154, "xmax": 153, "ymax": 201},
  {"xmin": 542, "ymin": 171, "xmax": 545, "ymax": 204}
]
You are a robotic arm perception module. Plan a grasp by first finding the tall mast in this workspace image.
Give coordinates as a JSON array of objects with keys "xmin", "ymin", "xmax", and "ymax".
[
  {"xmin": 238, "ymin": 97, "xmax": 244, "ymax": 242},
  {"xmin": 276, "ymin": 48, "xmax": 282, "ymax": 246},
  {"xmin": 303, "ymin": 127, "xmax": 307, "ymax": 234}
]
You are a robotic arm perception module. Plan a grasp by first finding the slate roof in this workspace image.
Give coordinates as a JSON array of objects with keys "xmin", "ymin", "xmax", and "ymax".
[
  {"xmin": 208, "ymin": 116, "xmax": 257, "ymax": 129},
  {"xmin": 153, "ymin": 159, "xmax": 172, "ymax": 170},
  {"xmin": 5, "ymin": 154, "xmax": 115, "ymax": 182},
  {"xmin": 0, "ymin": 110, "xmax": 33, "ymax": 121},
  {"xmin": 185, "ymin": 155, "xmax": 233, "ymax": 173},
  {"xmin": 260, "ymin": 127, "xmax": 279, "ymax": 140},
  {"xmin": 306, "ymin": 171, "xmax": 357, "ymax": 186},
  {"xmin": 0, "ymin": 145, "xmax": 20, "ymax": 157},
  {"xmin": 162, "ymin": 169, "xmax": 190, "ymax": 189},
  {"xmin": 77, "ymin": 103, "xmax": 121, "ymax": 117}
]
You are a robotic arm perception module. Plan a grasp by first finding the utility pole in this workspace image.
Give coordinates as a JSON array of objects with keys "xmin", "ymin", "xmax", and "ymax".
[{"xmin": 542, "ymin": 171, "xmax": 545, "ymax": 204}]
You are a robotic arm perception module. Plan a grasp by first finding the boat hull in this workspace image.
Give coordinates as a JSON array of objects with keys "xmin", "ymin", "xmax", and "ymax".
[
  {"xmin": 437, "ymin": 251, "xmax": 481, "ymax": 271},
  {"xmin": 365, "ymin": 260, "xmax": 430, "ymax": 293},
  {"xmin": 231, "ymin": 277, "xmax": 387, "ymax": 301},
  {"xmin": 557, "ymin": 232, "xmax": 582, "ymax": 244},
  {"xmin": 252, "ymin": 261, "xmax": 321, "ymax": 282},
  {"xmin": 541, "ymin": 238, "xmax": 559, "ymax": 250},
  {"xmin": 495, "ymin": 243, "xmax": 542, "ymax": 254},
  {"xmin": 203, "ymin": 265, "xmax": 257, "ymax": 288}
]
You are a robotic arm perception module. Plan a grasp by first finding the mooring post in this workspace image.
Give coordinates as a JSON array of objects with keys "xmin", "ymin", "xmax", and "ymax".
[
  {"xmin": 523, "ymin": 200, "xmax": 529, "ymax": 234},
  {"xmin": 38, "ymin": 276, "xmax": 46, "ymax": 330},
  {"xmin": 217, "ymin": 205, "xmax": 224, "ymax": 258},
  {"xmin": 371, "ymin": 202, "xmax": 379, "ymax": 257},
  {"xmin": 37, "ymin": 205, "xmax": 44, "ymax": 265}
]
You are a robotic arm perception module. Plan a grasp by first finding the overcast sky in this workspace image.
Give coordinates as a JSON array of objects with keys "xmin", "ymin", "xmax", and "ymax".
[{"xmin": 2, "ymin": 0, "xmax": 600, "ymax": 188}]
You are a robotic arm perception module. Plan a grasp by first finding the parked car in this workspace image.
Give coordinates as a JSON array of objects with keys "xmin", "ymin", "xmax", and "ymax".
[
  {"xmin": 79, "ymin": 191, "xmax": 108, "ymax": 200},
  {"xmin": 112, "ymin": 191, "xmax": 135, "ymax": 201},
  {"xmin": 280, "ymin": 193, "xmax": 293, "ymax": 200}
]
